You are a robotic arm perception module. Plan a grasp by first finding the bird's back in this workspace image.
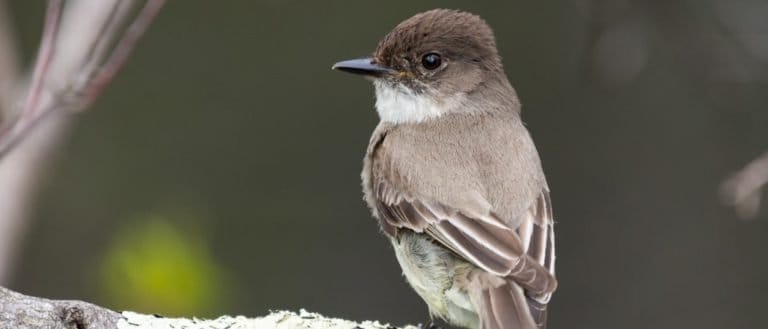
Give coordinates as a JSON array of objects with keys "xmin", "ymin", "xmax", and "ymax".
[{"xmin": 365, "ymin": 110, "xmax": 546, "ymax": 230}]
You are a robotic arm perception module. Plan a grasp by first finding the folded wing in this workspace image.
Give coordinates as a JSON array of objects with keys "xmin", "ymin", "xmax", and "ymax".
[{"xmin": 374, "ymin": 179, "xmax": 557, "ymax": 299}]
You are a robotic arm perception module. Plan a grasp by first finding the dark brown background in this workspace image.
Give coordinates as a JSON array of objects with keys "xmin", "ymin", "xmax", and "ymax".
[{"xmin": 6, "ymin": 1, "xmax": 768, "ymax": 329}]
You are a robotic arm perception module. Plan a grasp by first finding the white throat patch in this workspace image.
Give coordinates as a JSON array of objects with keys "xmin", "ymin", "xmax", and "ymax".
[{"xmin": 374, "ymin": 81, "xmax": 453, "ymax": 124}]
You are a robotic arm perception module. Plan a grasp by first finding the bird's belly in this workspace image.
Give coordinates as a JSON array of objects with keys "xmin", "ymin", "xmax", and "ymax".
[{"xmin": 391, "ymin": 232, "xmax": 480, "ymax": 329}]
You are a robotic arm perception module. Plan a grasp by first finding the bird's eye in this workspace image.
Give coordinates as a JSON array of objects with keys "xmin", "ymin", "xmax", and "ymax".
[{"xmin": 421, "ymin": 53, "xmax": 442, "ymax": 70}]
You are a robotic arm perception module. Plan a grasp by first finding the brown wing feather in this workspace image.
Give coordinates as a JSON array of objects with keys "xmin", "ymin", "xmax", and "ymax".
[
  {"xmin": 520, "ymin": 189, "xmax": 556, "ymax": 288},
  {"xmin": 469, "ymin": 191, "xmax": 555, "ymax": 329},
  {"xmin": 467, "ymin": 271, "xmax": 538, "ymax": 329},
  {"xmin": 375, "ymin": 178, "xmax": 557, "ymax": 297},
  {"xmin": 517, "ymin": 189, "xmax": 556, "ymax": 328}
]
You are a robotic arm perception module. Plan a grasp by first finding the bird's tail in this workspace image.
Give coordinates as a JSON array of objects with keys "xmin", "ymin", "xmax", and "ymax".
[
  {"xmin": 468, "ymin": 272, "xmax": 546, "ymax": 329},
  {"xmin": 526, "ymin": 295, "xmax": 548, "ymax": 329}
]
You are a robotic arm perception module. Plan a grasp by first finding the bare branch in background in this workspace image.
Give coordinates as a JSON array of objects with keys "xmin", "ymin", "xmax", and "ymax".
[
  {"xmin": 0, "ymin": 0, "xmax": 26, "ymax": 285},
  {"xmin": 0, "ymin": 0, "xmax": 165, "ymax": 284},
  {"xmin": 721, "ymin": 151, "xmax": 768, "ymax": 219},
  {"xmin": 20, "ymin": 0, "xmax": 63, "ymax": 121},
  {"xmin": 0, "ymin": 0, "xmax": 166, "ymax": 159}
]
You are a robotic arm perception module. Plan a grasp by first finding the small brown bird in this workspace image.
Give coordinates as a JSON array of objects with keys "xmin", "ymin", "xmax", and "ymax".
[{"xmin": 333, "ymin": 9, "xmax": 557, "ymax": 329}]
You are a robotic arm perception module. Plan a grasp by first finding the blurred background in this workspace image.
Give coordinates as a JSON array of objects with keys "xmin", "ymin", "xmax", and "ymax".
[{"xmin": 2, "ymin": 1, "xmax": 768, "ymax": 329}]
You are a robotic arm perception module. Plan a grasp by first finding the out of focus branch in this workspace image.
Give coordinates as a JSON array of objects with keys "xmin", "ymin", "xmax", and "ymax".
[
  {"xmin": 0, "ymin": 0, "xmax": 24, "ymax": 285},
  {"xmin": 0, "ymin": 0, "xmax": 164, "ymax": 283},
  {"xmin": 721, "ymin": 151, "xmax": 768, "ymax": 219},
  {"xmin": 0, "ymin": 286, "xmax": 414, "ymax": 329},
  {"xmin": 0, "ymin": 0, "xmax": 165, "ymax": 159}
]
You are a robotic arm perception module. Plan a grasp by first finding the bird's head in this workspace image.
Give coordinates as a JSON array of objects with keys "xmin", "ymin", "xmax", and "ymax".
[{"xmin": 333, "ymin": 9, "xmax": 512, "ymax": 124}]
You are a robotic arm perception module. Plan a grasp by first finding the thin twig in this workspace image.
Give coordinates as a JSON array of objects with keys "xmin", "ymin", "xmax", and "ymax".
[
  {"xmin": 0, "ymin": 102, "xmax": 64, "ymax": 160},
  {"xmin": 721, "ymin": 151, "xmax": 768, "ymax": 219},
  {"xmin": 0, "ymin": 0, "xmax": 166, "ymax": 160},
  {"xmin": 20, "ymin": 0, "xmax": 63, "ymax": 119},
  {"xmin": 84, "ymin": 0, "xmax": 166, "ymax": 107},
  {"xmin": 77, "ymin": 0, "xmax": 134, "ymax": 85}
]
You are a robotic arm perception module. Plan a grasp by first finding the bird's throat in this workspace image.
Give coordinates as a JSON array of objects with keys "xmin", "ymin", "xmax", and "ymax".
[{"xmin": 374, "ymin": 81, "xmax": 457, "ymax": 124}]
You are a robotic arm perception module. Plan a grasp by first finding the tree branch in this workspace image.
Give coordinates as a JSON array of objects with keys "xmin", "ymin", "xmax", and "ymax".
[
  {"xmin": 0, "ymin": 0, "xmax": 167, "ymax": 159},
  {"xmin": 0, "ymin": 286, "xmax": 120, "ymax": 329},
  {"xmin": 0, "ymin": 0, "xmax": 54, "ymax": 285},
  {"xmin": 0, "ymin": 0, "xmax": 165, "ymax": 284},
  {"xmin": 0, "ymin": 286, "xmax": 415, "ymax": 329}
]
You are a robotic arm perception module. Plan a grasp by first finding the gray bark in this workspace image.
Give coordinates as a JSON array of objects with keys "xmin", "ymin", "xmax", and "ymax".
[
  {"xmin": 0, "ymin": 286, "xmax": 120, "ymax": 329},
  {"xmin": 0, "ymin": 286, "xmax": 415, "ymax": 329}
]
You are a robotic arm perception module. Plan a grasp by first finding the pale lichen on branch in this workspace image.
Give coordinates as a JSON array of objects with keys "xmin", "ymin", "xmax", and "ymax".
[{"xmin": 0, "ymin": 286, "xmax": 416, "ymax": 329}]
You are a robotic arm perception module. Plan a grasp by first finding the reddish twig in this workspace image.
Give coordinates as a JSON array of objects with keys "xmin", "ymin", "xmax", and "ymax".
[
  {"xmin": 84, "ymin": 0, "xmax": 166, "ymax": 107},
  {"xmin": 20, "ymin": 0, "xmax": 63, "ymax": 119},
  {"xmin": 78, "ymin": 1, "xmax": 134, "ymax": 81},
  {"xmin": 0, "ymin": 0, "xmax": 165, "ymax": 160}
]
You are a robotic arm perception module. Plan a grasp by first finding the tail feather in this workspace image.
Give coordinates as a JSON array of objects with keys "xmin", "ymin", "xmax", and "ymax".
[
  {"xmin": 526, "ymin": 295, "xmax": 548, "ymax": 329},
  {"xmin": 469, "ymin": 273, "xmax": 542, "ymax": 329}
]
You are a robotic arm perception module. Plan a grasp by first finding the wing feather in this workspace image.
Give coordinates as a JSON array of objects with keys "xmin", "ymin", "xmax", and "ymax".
[{"xmin": 375, "ymin": 179, "xmax": 557, "ymax": 296}]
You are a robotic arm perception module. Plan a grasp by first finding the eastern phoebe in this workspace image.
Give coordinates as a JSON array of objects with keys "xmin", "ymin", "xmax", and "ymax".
[{"xmin": 333, "ymin": 9, "xmax": 557, "ymax": 329}]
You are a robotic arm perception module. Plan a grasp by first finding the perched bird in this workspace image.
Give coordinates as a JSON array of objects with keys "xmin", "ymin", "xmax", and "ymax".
[{"xmin": 332, "ymin": 9, "xmax": 557, "ymax": 329}]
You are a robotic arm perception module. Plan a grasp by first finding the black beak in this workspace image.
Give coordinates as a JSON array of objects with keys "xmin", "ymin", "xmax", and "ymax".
[{"xmin": 332, "ymin": 58, "xmax": 394, "ymax": 77}]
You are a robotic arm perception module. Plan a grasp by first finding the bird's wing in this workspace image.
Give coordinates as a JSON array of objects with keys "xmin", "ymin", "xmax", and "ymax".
[
  {"xmin": 467, "ymin": 271, "xmax": 540, "ymax": 329},
  {"xmin": 513, "ymin": 188, "xmax": 556, "ymax": 328},
  {"xmin": 374, "ymin": 179, "xmax": 557, "ymax": 297}
]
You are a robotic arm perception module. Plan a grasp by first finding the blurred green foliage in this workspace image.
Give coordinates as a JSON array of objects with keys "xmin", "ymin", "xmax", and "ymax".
[{"xmin": 97, "ymin": 214, "xmax": 229, "ymax": 316}]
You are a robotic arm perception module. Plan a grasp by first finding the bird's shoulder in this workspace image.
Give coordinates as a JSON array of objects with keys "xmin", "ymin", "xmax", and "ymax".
[{"xmin": 365, "ymin": 113, "xmax": 545, "ymax": 223}]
